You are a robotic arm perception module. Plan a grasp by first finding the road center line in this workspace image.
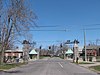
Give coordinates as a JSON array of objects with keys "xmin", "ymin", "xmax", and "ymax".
[{"xmin": 58, "ymin": 62, "xmax": 63, "ymax": 68}]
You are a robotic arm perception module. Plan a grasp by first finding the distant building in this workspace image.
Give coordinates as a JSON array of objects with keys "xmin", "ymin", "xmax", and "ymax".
[{"xmin": 82, "ymin": 45, "xmax": 100, "ymax": 56}]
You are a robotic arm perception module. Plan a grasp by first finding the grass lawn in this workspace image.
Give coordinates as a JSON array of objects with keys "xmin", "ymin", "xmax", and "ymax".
[
  {"xmin": 0, "ymin": 63, "xmax": 26, "ymax": 70},
  {"xmin": 40, "ymin": 56, "xmax": 50, "ymax": 59},
  {"xmin": 90, "ymin": 65, "xmax": 100, "ymax": 71},
  {"xmin": 78, "ymin": 62, "xmax": 94, "ymax": 64},
  {"xmin": 72, "ymin": 61, "xmax": 94, "ymax": 64},
  {"xmin": 40, "ymin": 56, "xmax": 45, "ymax": 59}
]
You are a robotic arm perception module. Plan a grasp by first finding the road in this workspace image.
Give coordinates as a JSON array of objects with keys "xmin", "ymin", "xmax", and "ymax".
[{"xmin": 0, "ymin": 57, "xmax": 99, "ymax": 75}]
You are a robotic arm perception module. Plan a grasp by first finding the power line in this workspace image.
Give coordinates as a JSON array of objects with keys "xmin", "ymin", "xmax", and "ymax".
[
  {"xmin": 21, "ymin": 24, "xmax": 100, "ymax": 32},
  {"xmin": 81, "ymin": 28, "xmax": 100, "ymax": 30},
  {"xmin": 36, "ymin": 40, "xmax": 63, "ymax": 43},
  {"xmin": 36, "ymin": 25, "xmax": 60, "ymax": 28},
  {"xmin": 22, "ymin": 29, "xmax": 67, "ymax": 31},
  {"xmin": 21, "ymin": 27, "xmax": 100, "ymax": 32},
  {"xmin": 83, "ymin": 24, "xmax": 100, "ymax": 26}
]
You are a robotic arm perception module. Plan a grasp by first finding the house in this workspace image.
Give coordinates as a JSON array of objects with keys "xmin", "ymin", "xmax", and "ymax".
[
  {"xmin": 86, "ymin": 45, "xmax": 97, "ymax": 56},
  {"xmin": 4, "ymin": 48, "xmax": 39, "ymax": 62},
  {"xmin": 82, "ymin": 45, "xmax": 100, "ymax": 61},
  {"xmin": 82, "ymin": 45, "xmax": 100, "ymax": 56},
  {"xmin": 5, "ymin": 49, "xmax": 23, "ymax": 58},
  {"xmin": 3, "ymin": 49, "xmax": 23, "ymax": 63},
  {"xmin": 96, "ymin": 46, "xmax": 100, "ymax": 56}
]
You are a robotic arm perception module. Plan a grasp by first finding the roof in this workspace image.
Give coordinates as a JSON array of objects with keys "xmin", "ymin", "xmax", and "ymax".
[
  {"xmin": 5, "ymin": 49, "xmax": 23, "ymax": 52},
  {"xmin": 65, "ymin": 48, "xmax": 73, "ymax": 54},
  {"xmin": 82, "ymin": 45, "xmax": 100, "ymax": 51},
  {"xmin": 86, "ymin": 45, "xmax": 97, "ymax": 50},
  {"xmin": 29, "ymin": 49, "xmax": 38, "ymax": 54}
]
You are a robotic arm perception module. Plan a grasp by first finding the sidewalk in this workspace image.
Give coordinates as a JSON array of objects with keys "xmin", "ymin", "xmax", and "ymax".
[
  {"xmin": 67, "ymin": 58, "xmax": 100, "ymax": 68},
  {"xmin": 79, "ymin": 61, "xmax": 100, "ymax": 68},
  {"xmin": 67, "ymin": 58, "xmax": 100, "ymax": 74},
  {"xmin": 79, "ymin": 61, "xmax": 100, "ymax": 74}
]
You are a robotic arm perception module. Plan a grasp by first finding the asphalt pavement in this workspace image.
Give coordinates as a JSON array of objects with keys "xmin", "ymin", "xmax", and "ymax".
[{"xmin": 0, "ymin": 57, "xmax": 99, "ymax": 75}]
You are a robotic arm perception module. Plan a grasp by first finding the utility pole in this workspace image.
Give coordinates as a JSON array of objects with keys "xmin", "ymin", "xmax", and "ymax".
[{"xmin": 84, "ymin": 30, "xmax": 87, "ymax": 61}]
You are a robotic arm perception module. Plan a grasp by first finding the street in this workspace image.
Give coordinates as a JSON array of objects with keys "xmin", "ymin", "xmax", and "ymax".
[{"xmin": 0, "ymin": 57, "xmax": 99, "ymax": 75}]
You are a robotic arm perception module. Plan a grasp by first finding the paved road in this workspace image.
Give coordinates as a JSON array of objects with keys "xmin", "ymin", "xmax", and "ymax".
[{"xmin": 0, "ymin": 57, "xmax": 99, "ymax": 75}]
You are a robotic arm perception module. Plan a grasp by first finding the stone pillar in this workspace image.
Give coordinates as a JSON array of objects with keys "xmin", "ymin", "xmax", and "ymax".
[
  {"xmin": 73, "ymin": 40, "xmax": 79, "ymax": 62},
  {"xmin": 22, "ymin": 40, "xmax": 30, "ymax": 63},
  {"xmin": 73, "ymin": 43, "xmax": 79, "ymax": 62}
]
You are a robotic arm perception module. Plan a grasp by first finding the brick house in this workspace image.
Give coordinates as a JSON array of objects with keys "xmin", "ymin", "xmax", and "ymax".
[
  {"xmin": 82, "ymin": 45, "xmax": 100, "ymax": 56},
  {"xmin": 85, "ymin": 45, "xmax": 97, "ymax": 56}
]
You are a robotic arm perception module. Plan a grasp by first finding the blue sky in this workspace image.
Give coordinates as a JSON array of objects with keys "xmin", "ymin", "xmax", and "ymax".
[{"xmin": 19, "ymin": 0, "xmax": 100, "ymax": 48}]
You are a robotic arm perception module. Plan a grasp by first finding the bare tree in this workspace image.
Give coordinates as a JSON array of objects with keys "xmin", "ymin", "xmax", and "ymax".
[{"xmin": 0, "ymin": 0, "xmax": 37, "ymax": 64}]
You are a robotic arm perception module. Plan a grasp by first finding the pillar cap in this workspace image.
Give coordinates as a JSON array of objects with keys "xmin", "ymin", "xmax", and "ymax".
[{"xmin": 22, "ymin": 40, "xmax": 30, "ymax": 44}]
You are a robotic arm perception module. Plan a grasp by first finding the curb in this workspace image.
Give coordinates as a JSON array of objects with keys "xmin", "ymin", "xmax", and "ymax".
[
  {"xmin": 89, "ymin": 67, "xmax": 100, "ymax": 74},
  {"xmin": 0, "ymin": 60, "xmax": 37, "ymax": 72},
  {"xmin": 0, "ymin": 68, "xmax": 17, "ymax": 72},
  {"xmin": 0, "ymin": 70, "xmax": 3, "ymax": 72}
]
